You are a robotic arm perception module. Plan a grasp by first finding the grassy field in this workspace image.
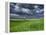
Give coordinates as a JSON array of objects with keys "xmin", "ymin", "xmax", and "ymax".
[{"xmin": 10, "ymin": 18, "xmax": 44, "ymax": 32}]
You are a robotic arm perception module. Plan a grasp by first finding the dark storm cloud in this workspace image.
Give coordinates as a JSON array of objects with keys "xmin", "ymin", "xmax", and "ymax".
[{"xmin": 10, "ymin": 2, "xmax": 44, "ymax": 19}]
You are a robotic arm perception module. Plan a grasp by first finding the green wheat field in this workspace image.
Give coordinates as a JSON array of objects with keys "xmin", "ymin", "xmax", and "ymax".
[{"xmin": 10, "ymin": 18, "xmax": 44, "ymax": 32}]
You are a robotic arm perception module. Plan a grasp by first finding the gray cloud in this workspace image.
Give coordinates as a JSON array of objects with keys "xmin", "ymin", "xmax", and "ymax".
[{"xmin": 10, "ymin": 3, "xmax": 44, "ymax": 19}]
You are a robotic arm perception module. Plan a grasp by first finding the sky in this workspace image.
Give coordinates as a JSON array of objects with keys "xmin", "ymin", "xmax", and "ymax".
[{"xmin": 10, "ymin": 2, "xmax": 44, "ymax": 19}]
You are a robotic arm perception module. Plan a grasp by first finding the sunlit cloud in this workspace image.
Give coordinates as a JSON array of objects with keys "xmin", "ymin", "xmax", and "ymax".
[
  {"xmin": 36, "ymin": 9, "xmax": 44, "ymax": 13},
  {"xmin": 10, "ymin": 3, "xmax": 14, "ymax": 6},
  {"xmin": 10, "ymin": 13, "xmax": 20, "ymax": 17},
  {"xmin": 40, "ymin": 9, "xmax": 44, "ymax": 12},
  {"xmin": 22, "ymin": 8, "xmax": 31, "ymax": 13},
  {"xmin": 34, "ymin": 5, "xmax": 39, "ymax": 8},
  {"xmin": 14, "ymin": 4, "xmax": 21, "ymax": 12}
]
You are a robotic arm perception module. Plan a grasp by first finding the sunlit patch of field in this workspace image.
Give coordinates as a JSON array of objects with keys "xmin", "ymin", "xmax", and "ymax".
[{"xmin": 10, "ymin": 18, "xmax": 44, "ymax": 32}]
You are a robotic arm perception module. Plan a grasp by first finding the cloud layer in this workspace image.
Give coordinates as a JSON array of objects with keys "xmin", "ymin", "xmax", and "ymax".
[{"xmin": 10, "ymin": 3, "xmax": 44, "ymax": 19}]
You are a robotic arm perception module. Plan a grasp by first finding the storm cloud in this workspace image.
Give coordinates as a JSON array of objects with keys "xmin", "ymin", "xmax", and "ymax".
[{"xmin": 10, "ymin": 3, "xmax": 44, "ymax": 19}]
